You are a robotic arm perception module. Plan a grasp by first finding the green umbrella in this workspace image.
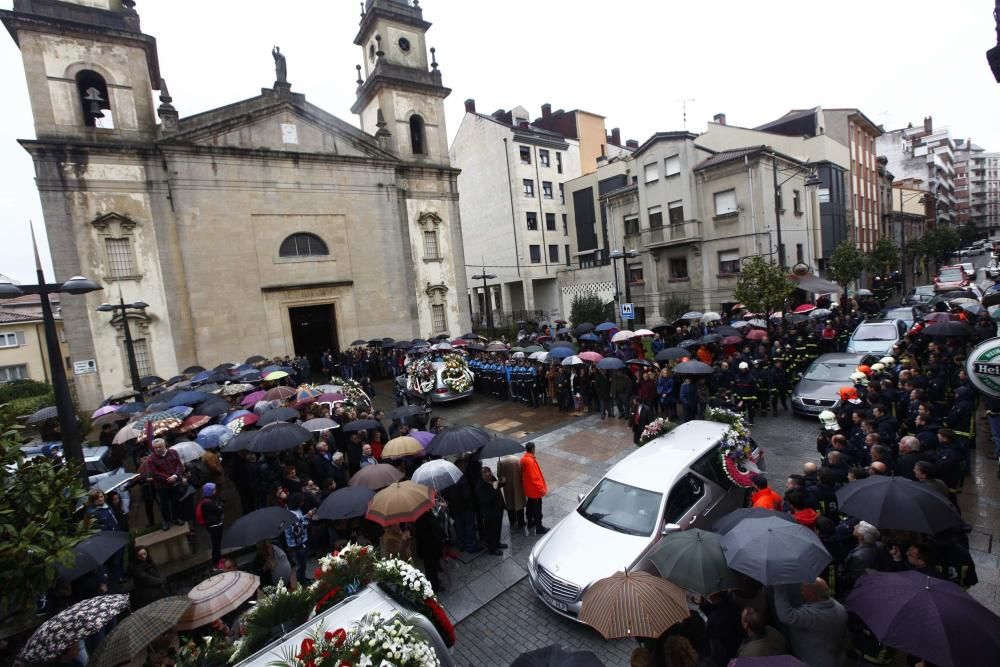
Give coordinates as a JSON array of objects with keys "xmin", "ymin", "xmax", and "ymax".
[
  {"xmin": 646, "ymin": 529, "xmax": 744, "ymax": 595},
  {"xmin": 522, "ymin": 345, "xmax": 544, "ymax": 354},
  {"xmin": 88, "ymin": 596, "xmax": 192, "ymax": 667}
]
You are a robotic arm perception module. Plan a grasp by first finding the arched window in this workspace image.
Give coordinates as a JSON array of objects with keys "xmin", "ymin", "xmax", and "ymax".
[
  {"xmin": 75, "ymin": 70, "xmax": 112, "ymax": 128},
  {"xmin": 279, "ymin": 233, "xmax": 329, "ymax": 258},
  {"xmin": 409, "ymin": 115, "xmax": 425, "ymax": 155}
]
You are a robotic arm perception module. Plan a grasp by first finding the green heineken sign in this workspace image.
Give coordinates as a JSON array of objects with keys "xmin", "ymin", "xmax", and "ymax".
[{"xmin": 967, "ymin": 337, "xmax": 1000, "ymax": 397}]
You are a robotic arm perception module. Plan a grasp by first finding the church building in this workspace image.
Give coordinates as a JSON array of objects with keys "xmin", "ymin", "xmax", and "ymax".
[{"xmin": 2, "ymin": 0, "xmax": 470, "ymax": 409}]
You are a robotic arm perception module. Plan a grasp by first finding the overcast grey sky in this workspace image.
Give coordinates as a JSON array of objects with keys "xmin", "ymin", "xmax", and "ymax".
[{"xmin": 1, "ymin": 0, "xmax": 998, "ymax": 282}]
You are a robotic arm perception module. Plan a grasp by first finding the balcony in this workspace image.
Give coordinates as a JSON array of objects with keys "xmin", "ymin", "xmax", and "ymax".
[{"xmin": 639, "ymin": 220, "xmax": 703, "ymax": 248}]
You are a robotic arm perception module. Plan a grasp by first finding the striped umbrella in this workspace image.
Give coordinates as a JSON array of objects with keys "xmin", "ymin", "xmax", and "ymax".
[
  {"xmin": 365, "ymin": 481, "xmax": 435, "ymax": 526},
  {"xmin": 264, "ymin": 385, "xmax": 296, "ymax": 402},
  {"xmin": 175, "ymin": 571, "xmax": 260, "ymax": 631},
  {"xmin": 578, "ymin": 570, "xmax": 688, "ymax": 639},
  {"xmin": 87, "ymin": 596, "xmax": 192, "ymax": 667}
]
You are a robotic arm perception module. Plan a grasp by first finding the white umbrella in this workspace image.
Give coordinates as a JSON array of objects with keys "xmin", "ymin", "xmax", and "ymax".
[
  {"xmin": 731, "ymin": 321, "xmax": 751, "ymax": 329},
  {"xmin": 700, "ymin": 312, "xmax": 722, "ymax": 323},
  {"xmin": 611, "ymin": 330, "xmax": 635, "ymax": 343},
  {"xmin": 633, "ymin": 328, "xmax": 655, "ymax": 336},
  {"xmin": 170, "ymin": 441, "xmax": 206, "ymax": 464},
  {"xmin": 511, "ymin": 351, "xmax": 525, "ymax": 359},
  {"xmin": 411, "ymin": 459, "xmax": 464, "ymax": 491},
  {"xmin": 680, "ymin": 311, "xmax": 703, "ymax": 320},
  {"xmin": 561, "ymin": 355, "xmax": 584, "ymax": 366},
  {"xmin": 747, "ymin": 319, "xmax": 768, "ymax": 328},
  {"xmin": 768, "ymin": 312, "xmax": 784, "ymax": 320},
  {"xmin": 528, "ymin": 351, "xmax": 548, "ymax": 362}
]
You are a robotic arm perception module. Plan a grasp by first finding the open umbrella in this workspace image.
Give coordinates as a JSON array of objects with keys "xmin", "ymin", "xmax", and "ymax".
[
  {"xmin": 578, "ymin": 333, "xmax": 600, "ymax": 342},
  {"xmin": 561, "ymin": 355, "xmax": 584, "ymax": 366},
  {"xmin": 349, "ymin": 463, "xmax": 405, "ymax": 490},
  {"xmin": 746, "ymin": 329, "xmax": 769, "ymax": 341},
  {"xmin": 196, "ymin": 424, "xmax": 234, "ymax": 450},
  {"xmin": 17, "ymin": 594, "xmax": 130, "ymax": 664},
  {"xmin": 427, "ymin": 425, "xmax": 491, "ymax": 456},
  {"xmin": 611, "ymin": 330, "xmax": 634, "ymax": 343},
  {"xmin": 193, "ymin": 397, "xmax": 231, "ymax": 418},
  {"xmin": 793, "ymin": 303, "xmax": 816, "ymax": 313},
  {"xmin": 711, "ymin": 507, "xmax": 797, "ymax": 534},
  {"xmin": 257, "ymin": 407, "xmax": 300, "ymax": 426},
  {"xmin": 835, "ymin": 475, "xmax": 963, "ymax": 534},
  {"xmin": 647, "ymin": 529, "xmax": 744, "ymax": 595},
  {"xmin": 94, "ymin": 471, "xmax": 138, "ymax": 494},
  {"xmin": 381, "ymin": 435, "xmax": 425, "ymax": 460},
  {"xmin": 486, "ymin": 342, "xmax": 508, "ymax": 352},
  {"xmin": 91, "ymin": 405, "xmax": 119, "ymax": 420},
  {"xmin": 389, "ymin": 404, "xmax": 428, "ymax": 420},
  {"xmin": 165, "ymin": 391, "xmax": 210, "ymax": 407},
  {"xmin": 696, "ymin": 334, "xmax": 721, "ymax": 345},
  {"xmin": 27, "ymin": 405, "xmax": 58, "ymax": 424},
  {"xmin": 170, "ymin": 441, "xmax": 206, "ymax": 464},
  {"xmin": 720, "ymin": 516, "xmax": 831, "ymax": 585},
  {"xmin": 579, "ymin": 570, "xmax": 688, "ymax": 639},
  {"xmin": 132, "ymin": 406, "xmax": 192, "ymax": 428},
  {"xmin": 673, "ymin": 360, "xmax": 715, "ymax": 375},
  {"xmin": 408, "ymin": 430, "xmax": 434, "ymax": 447},
  {"xmin": 183, "ymin": 365, "xmax": 207, "ymax": 374},
  {"xmin": 656, "ymin": 347, "xmax": 689, "ymax": 362},
  {"xmin": 714, "ymin": 325, "xmax": 740, "ymax": 337},
  {"xmin": 722, "ymin": 335, "xmax": 743, "ymax": 346},
  {"xmin": 92, "ymin": 411, "xmax": 129, "ymax": 428},
  {"xmin": 728, "ymin": 658, "xmax": 807, "ymax": 667},
  {"xmin": 700, "ymin": 312, "xmax": 722, "ymax": 323},
  {"xmin": 529, "ymin": 351, "xmax": 549, "ymax": 362},
  {"xmin": 809, "ymin": 308, "xmax": 833, "ymax": 320},
  {"xmin": 56, "ymin": 531, "xmax": 130, "ymax": 582},
  {"xmin": 546, "ymin": 347, "xmax": 572, "ymax": 361},
  {"xmin": 844, "ymin": 570, "xmax": 1000, "ymax": 667},
  {"xmin": 223, "ymin": 428, "xmax": 258, "ymax": 452},
  {"xmin": 140, "ymin": 375, "xmax": 164, "ymax": 388},
  {"xmin": 679, "ymin": 311, "xmax": 704, "ymax": 321},
  {"xmin": 112, "ymin": 422, "xmax": 141, "ymax": 445},
  {"xmin": 341, "ymin": 418, "xmax": 381, "ymax": 433},
  {"xmin": 248, "ymin": 421, "xmax": 311, "ymax": 453},
  {"xmin": 222, "ymin": 506, "xmax": 298, "ymax": 549},
  {"xmin": 301, "ymin": 417, "xmax": 339, "ymax": 432},
  {"xmin": 512, "ymin": 644, "xmax": 606, "ymax": 667},
  {"xmin": 479, "ymin": 437, "xmax": 524, "ymax": 458},
  {"xmin": 366, "ymin": 481, "xmax": 435, "ymax": 526},
  {"xmin": 87, "ymin": 596, "xmax": 192, "ymax": 667},
  {"xmin": 219, "ymin": 383, "xmax": 254, "ymax": 397},
  {"xmin": 240, "ymin": 390, "xmax": 267, "ymax": 406},
  {"xmin": 314, "ymin": 486, "xmax": 376, "ymax": 521},
  {"xmin": 578, "ymin": 350, "xmax": 604, "ymax": 363},
  {"xmin": 263, "ymin": 371, "xmax": 290, "ymax": 382},
  {"xmin": 677, "ymin": 339, "xmax": 698, "ymax": 348},
  {"xmin": 593, "ymin": 321, "xmax": 616, "ymax": 332},
  {"xmin": 264, "ymin": 385, "xmax": 296, "ymax": 401},
  {"xmin": 411, "ymin": 459, "xmax": 464, "ymax": 491},
  {"xmin": 594, "ymin": 357, "xmax": 624, "ymax": 371},
  {"xmin": 177, "ymin": 414, "xmax": 211, "ymax": 434},
  {"xmin": 747, "ymin": 319, "xmax": 768, "ymax": 328},
  {"xmin": 923, "ymin": 321, "xmax": 973, "ymax": 338},
  {"xmin": 175, "ymin": 571, "xmax": 260, "ymax": 631}
]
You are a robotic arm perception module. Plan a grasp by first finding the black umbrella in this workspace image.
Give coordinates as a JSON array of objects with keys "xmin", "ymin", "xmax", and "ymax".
[
  {"xmin": 647, "ymin": 529, "xmax": 744, "ymax": 595},
  {"xmin": 183, "ymin": 365, "xmax": 206, "ymax": 375},
  {"xmin": 394, "ymin": 340, "xmax": 414, "ymax": 350},
  {"xmin": 512, "ymin": 644, "xmax": 605, "ymax": 667},
  {"xmin": 56, "ymin": 531, "xmax": 130, "ymax": 582},
  {"xmin": 27, "ymin": 405, "xmax": 58, "ymax": 423},
  {"xmin": 596, "ymin": 357, "xmax": 625, "ymax": 370},
  {"xmin": 245, "ymin": 355, "xmax": 266, "ymax": 365},
  {"xmin": 466, "ymin": 342, "xmax": 486, "ymax": 351},
  {"xmin": 213, "ymin": 363, "xmax": 235, "ymax": 371},
  {"xmin": 695, "ymin": 334, "xmax": 722, "ymax": 345},
  {"xmin": 478, "ymin": 437, "xmax": 524, "ymax": 458},
  {"xmin": 672, "ymin": 360, "xmax": 715, "ymax": 375},
  {"xmin": 389, "ymin": 404, "xmax": 428, "ymax": 420},
  {"xmin": 835, "ymin": 475, "xmax": 963, "ymax": 534},
  {"xmin": 195, "ymin": 383, "xmax": 223, "ymax": 394},
  {"xmin": 223, "ymin": 428, "xmax": 258, "ymax": 453},
  {"xmin": 166, "ymin": 375, "xmax": 187, "ymax": 386},
  {"xmin": 720, "ymin": 516, "xmax": 831, "ymax": 585},
  {"xmin": 139, "ymin": 375, "xmax": 164, "ymax": 387},
  {"xmin": 341, "ymin": 419, "xmax": 381, "ymax": 433},
  {"xmin": 411, "ymin": 338, "xmax": 429, "ymax": 346},
  {"xmin": 786, "ymin": 313, "xmax": 809, "ymax": 325},
  {"xmin": 314, "ymin": 486, "xmax": 376, "ymax": 521},
  {"xmin": 573, "ymin": 322, "xmax": 596, "ymax": 335},
  {"xmin": 257, "ymin": 407, "xmax": 301, "ymax": 426},
  {"xmin": 712, "ymin": 507, "xmax": 797, "ymax": 534},
  {"xmin": 193, "ymin": 397, "xmax": 231, "ymax": 418},
  {"xmin": 677, "ymin": 339, "xmax": 698, "ymax": 348},
  {"xmin": 221, "ymin": 506, "xmax": 298, "ymax": 549},
  {"xmin": 656, "ymin": 347, "xmax": 689, "ymax": 362},
  {"xmin": 922, "ymin": 321, "xmax": 973, "ymax": 338},
  {"xmin": 714, "ymin": 325, "xmax": 740, "ymax": 337},
  {"xmin": 427, "ymin": 425, "xmax": 492, "ymax": 456},
  {"xmin": 247, "ymin": 422, "xmax": 311, "ymax": 453},
  {"xmin": 625, "ymin": 358, "xmax": 655, "ymax": 368}
]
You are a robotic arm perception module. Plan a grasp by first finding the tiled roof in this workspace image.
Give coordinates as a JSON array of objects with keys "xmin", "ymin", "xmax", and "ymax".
[
  {"xmin": 694, "ymin": 145, "xmax": 768, "ymax": 171},
  {"xmin": 0, "ymin": 309, "xmax": 42, "ymax": 324},
  {"xmin": 0, "ymin": 292, "xmax": 58, "ymax": 306}
]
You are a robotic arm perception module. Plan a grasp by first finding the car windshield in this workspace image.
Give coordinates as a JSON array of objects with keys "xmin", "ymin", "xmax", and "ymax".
[
  {"xmin": 854, "ymin": 324, "xmax": 897, "ymax": 341},
  {"xmin": 577, "ymin": 478, "xmax": 662, "ymax": 537},
  {"xmin": 883, "ymin": 308, "xmax": 913, "ymax": 322},
  {"xmin": 939, "ymin": 269, "xmax": 964, "ymax": 282},
  {"xmin": 803, "ymin": 361, "xmax": 858, "ymax": 381}
]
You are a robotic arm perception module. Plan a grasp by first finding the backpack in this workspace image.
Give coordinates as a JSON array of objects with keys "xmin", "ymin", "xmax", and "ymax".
[{"xmin": 195, "ymin": 499, "xmax": 206, "ymax": 526}]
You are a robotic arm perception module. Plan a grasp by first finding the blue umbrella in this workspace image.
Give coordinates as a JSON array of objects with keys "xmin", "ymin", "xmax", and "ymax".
[
  {"xmin": 223, "ymin": 409, "xmax": 253, "ymax": 425},
  {"xmin": 556, "ymin": 327, "xmax": 571, "ymax": 335},
  {"xmin": 579, "ymin": 333, "xmax": 600, "ymax": 342},
  {"xmin": 190, "ymin": 370, "xmax": 214, "ymax": 383},
  {"xmin": 547, "ymin": 347, "xmax": 573, "ymax": 360},
  {"xmin": 261, "ymin": 365, "xmax": 282, "ymax": 374},
  {"xmin": 594, "ymin": 321, "xmax": 617, "ymax": 332},
  {"xmin": 166, "ymin": 391, "xmax": 210, "ymax": 408},
  {"xmin": 115, "ymin": 402, "xmax": 146, "ymax": 415},
  {"xmin": 196, "ymin": 424, "xmax": 234, "ymax": 449},
  {"xmin": 596, "ymin": 357, "xmax": 625, "ymax": 370},
  {"xmin": 236, "ymin": 370, "xmax": 262, "ymax": 382}
]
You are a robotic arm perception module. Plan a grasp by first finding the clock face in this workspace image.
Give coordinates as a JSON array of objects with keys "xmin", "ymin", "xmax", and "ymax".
[{"xmin": 398, "ymin": 36, "xmax": 411, "ymax": 53}]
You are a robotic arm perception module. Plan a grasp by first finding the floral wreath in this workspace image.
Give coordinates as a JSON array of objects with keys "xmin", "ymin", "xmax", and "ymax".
[
  {"xmin": 284, "ymin": 612, "xmax": 440, "ymax": 667},
  {"xmin": 311, "ymin": 544, "xmax": 455, "ymax": 648},
  {"xmin": 440, "ymin": 353, "xmax": 473, "ymax": 394},
  {"xmin": 705, "ymin": 407, "xmax": 763, "ymax": 488},
  {"xmin": 229, "ymin": 580, "xmax": 314, "ymax": 662},
  {"xmin": 405, "ymin": 358, "xmax": 437, "ymax": 394},
  {"xmin": 329, "ymin": 376, "xmax": 372, "ymax": 411},
  {"xmin": 638, "ymin": 418, "xmax": 678, "ymax": 446}
]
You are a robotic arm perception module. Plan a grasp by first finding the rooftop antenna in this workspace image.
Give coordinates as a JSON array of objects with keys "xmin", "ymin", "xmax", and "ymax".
[{"xmin": 678, "ymin": 98, "xmax": 696, "ymax": 131}]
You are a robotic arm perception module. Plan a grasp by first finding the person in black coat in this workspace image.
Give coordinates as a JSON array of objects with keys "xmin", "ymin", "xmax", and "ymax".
[
  {"xmin": 197, "ymin": 483, "xmax": 225, "ymax": 564},
  {"xmin": 130, "ymin": 546, "xmax": 168, "ymax": 609},
  {"xmin": 475, "ymin": 465, "xmax": 507, "ymax": 555},
  {"xmin": 414, "ymin": 510, "xmax": 445, "ymax": 592},
  {"xmin": 629, "ymin": 398, "xmax": 655, "ymax": 445}
]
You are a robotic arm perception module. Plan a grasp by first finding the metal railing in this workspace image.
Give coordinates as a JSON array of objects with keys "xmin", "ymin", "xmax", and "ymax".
[
  {"xmin": 470, "ymin": 309, "xmax": 547, "ymax": 331},
  {"xmin": 635, "ymin": 219, "xmax": 703, "ymax": 246}
]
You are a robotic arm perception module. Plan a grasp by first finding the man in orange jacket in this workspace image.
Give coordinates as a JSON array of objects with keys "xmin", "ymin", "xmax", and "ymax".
[
  {"xmin": 749, "ymin": 474, "xmax": 783, "ymax": 511},
  {"xmin": 520, "ymin": 442, "xmax": 549, "ymax": 534}
]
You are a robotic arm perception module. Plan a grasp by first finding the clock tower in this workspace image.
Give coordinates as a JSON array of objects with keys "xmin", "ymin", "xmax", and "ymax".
[{"xmin": 351, "ymin": 0, "xmax": 450, "ymax": 165}]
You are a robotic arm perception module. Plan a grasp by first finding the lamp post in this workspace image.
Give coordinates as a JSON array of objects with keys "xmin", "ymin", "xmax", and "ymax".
[
  {"xmin": 470, "ymin": 268, "xmax": 497, "ymax": 337},
  {"xmin": 96, "ymin": 298, "xmax": 148, "ymax": 395},
  {"xmin": 609, "ymin": 247, "xmax": 639, "ymax": 326},
  {"xmin": 0, "ymin": 226, "xmax": 102, "ymax": 476}
]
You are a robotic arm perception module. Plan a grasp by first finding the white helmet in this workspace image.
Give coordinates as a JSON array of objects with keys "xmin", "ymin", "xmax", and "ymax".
[
  {"xmin": 850, "ymin": 371, "xmax": 869, "ymax": 386},
  {"xmin": 870, "ymin": 363, "xmax": 885, "ymax": 373},
  {"xmin": 818, "ymin": 410, "xmax": 839, "ymax": 431},
  {"xmin": 739, "ymin": 362, "xmax": 749, "ymax": 370},
  {"xmin": 880, "ymin": 356, "xmax": 895, "ymax": 366}
]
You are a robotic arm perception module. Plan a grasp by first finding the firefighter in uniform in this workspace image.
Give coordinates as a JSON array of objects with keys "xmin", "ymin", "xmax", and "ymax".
[{"xmin": 733, "ymin": 361, "xmax": 758, "ymax": 425}]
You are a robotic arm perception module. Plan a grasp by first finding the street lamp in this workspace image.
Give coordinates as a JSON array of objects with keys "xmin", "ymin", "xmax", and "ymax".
[
  {"xmin": 0, "ymin": 225, "xmax": 102, "ymax": 477},
  {"xmin": 470, "ymin": 268, "xmax": 497, "ymax": 337},
  {"xmin": 609, "ymin": 247, "xmax": 640, "ymax": 326},
  {"xmin": 96, "ymin": 298, "xmax": 148, "ymax": 395}
]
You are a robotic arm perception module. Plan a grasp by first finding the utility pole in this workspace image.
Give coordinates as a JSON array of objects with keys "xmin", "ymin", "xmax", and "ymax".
[{"xmin": 773, "ymin": 157, "xmax": 785, "ymax": 268}]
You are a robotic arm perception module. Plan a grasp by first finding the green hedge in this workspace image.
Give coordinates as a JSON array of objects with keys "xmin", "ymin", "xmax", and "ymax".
[
  {"xmin": 0, "ymin": 393, "xmax": 55, "ymax": 425},
  {"xmin": 0, "ymin": 379, "xmax": 52, "ymax": 402}
]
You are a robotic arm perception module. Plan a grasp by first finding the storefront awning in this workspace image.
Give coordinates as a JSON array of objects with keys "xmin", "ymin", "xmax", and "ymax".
[{"xmin": 790, "ymin": 273, "xmax": 842, "ymax": 295}]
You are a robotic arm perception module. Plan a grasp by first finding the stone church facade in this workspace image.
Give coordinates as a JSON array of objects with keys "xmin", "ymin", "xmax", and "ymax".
[{"xmin": 2, "ymin": 0, "xmax": 470, "ymax": 409}]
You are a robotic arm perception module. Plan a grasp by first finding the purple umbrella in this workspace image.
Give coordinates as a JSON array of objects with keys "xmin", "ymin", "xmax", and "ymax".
[
  {"xmin": 240, "ymin": 390, "xmax": 266, "ymax": 407},
  {"xmin": 409, "ymin": 430, "xmax": 434, "ymax": 447},
  {"xmin": 845, "ymin": 570, "xmax": 1000, "ymax": 667}
]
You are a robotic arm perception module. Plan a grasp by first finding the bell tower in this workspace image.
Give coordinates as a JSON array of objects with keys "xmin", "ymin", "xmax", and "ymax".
[
  {"xmin": 351, "ymin": 0, "xmax": 450, "ymax": 164},
  {"xmin": 1, "ymin": 0, "xmax": 162, "ymax": 142}
]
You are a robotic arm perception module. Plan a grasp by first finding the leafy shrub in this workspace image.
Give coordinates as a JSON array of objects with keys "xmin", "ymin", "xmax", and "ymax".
[
  {"xmin": 0, "ymin": 393, "xmax": 55, "ymax": 424},
  {"xmin": 0, "ymin": 379, "xmax": 52, "ymax": 402}
]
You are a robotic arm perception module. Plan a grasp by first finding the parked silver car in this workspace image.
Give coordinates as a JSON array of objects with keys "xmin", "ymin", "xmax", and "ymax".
[
  {"xmin": 791, "ymin": 352, "xmax": 876, "ymax": 416},
  {"xmin": 845, "ymin": 319, "xmax": 908, "ymax": 355},
  {"xmin": 527, "ymin": 421, "xmax": 751, "ymax": 619}
]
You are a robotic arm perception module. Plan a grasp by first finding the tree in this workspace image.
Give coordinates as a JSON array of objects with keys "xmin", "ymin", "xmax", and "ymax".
[
  {"xmin": 912, "ymin": 226, "xmax": 961, "ymax": 269},
  {"xmin": 828, "ymin": 241, "xmax": 867, "ymax": 292},
  {"xmin": 570, "ymin": 293, "xmax": 611, "ymax": 327},
  {"xmin": 733, "ymin": 256, "xmax": 795, "ymax": 316},
  {"xmin": 958, "ymin": 221, "xmax": 979, "ymax": 246},
  {"xmin": 867, "ymin": 237, "xmax": 900, "ymax": 276},
  {"xmin": 0, "ymin": 422, "xmax": 91, "ymax": 622}
]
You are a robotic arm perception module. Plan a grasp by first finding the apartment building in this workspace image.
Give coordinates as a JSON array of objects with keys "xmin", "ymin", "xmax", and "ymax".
[
  {"xmin": 877, "ymin": 117, "xmax": 957, "ymax": 226},
  {"xmin": 955, "ymin": 139, "xmax": 1000, "ymax": 234}
]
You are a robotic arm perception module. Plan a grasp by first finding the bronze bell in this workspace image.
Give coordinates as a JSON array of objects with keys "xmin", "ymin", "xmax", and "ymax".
[{"xmin": 84, "ymin": 87, "xmax": 105, "ymax": 118}]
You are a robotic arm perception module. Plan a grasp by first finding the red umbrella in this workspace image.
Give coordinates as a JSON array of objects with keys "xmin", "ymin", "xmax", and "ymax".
[
  {"xmin": 177, "ymin": 415, "xmax": 211, "ymax": 433},
  {"xmin": 722, "ymin": 335, "xmax": 743, "ymax": 346},
  {"xmin": 793, "ymin": 303, "xmax": 816, "ymax": 313},
  {"xmin": 449, "ymin": 338, "xmax": 469, "ymax": 347},
  {"xmin": 746, "ymin": 329, "xmax": 769, "ymax": 341}
]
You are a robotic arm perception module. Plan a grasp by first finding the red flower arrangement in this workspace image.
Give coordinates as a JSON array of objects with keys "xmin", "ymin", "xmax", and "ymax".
[{"xmin": 422, "ymin": 598, "xmax": 455, "ymax": 647}]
